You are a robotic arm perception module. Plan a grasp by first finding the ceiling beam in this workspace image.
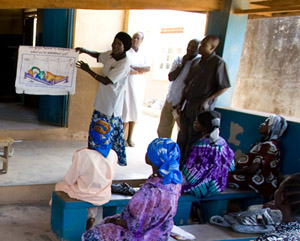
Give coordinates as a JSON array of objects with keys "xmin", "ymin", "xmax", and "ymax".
[
  {"xmin": 272, "ymin": 10, "xmax": 300, "ymax": 17},
  {"xmin": 234, "ymin": 5, "xmax": 300, "ymax": 15},
  {"xmin": 250, "ymin": 0, "xmax": 300, "ymax": 7},
  {"xmin": 249, "ymin": 11, "xmax": 300, "ymax": 18},
  {"xmin": 0, "ymin": 0, "xmax": 223, "ymax": 11}
]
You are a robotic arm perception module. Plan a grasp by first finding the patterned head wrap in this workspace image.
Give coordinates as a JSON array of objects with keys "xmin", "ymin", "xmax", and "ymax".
[
  {"xmin": 266, "ymin": 114, "xmax": 288, "ymax": 140},
  {"xmin": 115, "ymin": 32, "xmax": 132, "ymax": 52},
  {"xmin": 197, "ymin": 111, "xmax": 221, "ymax": 143},
  {"xmin": 88, "ymin": 119, "xmax": 112, "ymax": 157},
  {"xmin": 147, "ymin": 138, "xmax": 182, "ymax": 185}
]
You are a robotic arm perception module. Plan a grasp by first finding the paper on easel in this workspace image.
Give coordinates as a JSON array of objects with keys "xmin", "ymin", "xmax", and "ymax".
[
  {"xmin": 171, "ymin": 225, "xmax": 195, "ymax": 240},
  {"xmin": 15, "ymin": 46, "xmax": 78, "ymax": 95}
]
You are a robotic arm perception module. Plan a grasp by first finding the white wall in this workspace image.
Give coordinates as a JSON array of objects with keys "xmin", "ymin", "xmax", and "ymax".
[
  {"xmin": 232, "ymin": 16, "xmax": 300, "ymax": 119},
  {"xmin": 74, "ymin": 10, "xmax": 125, "ymax": 67}
]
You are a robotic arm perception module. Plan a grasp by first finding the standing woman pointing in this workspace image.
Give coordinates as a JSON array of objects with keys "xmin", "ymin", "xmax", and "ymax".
[{"xmin": 76, "ymin": 32, "xmax": 132, "ymax": 166}]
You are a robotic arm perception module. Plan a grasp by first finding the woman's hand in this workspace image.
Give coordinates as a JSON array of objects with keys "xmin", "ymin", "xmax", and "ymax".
[
  {"xmin": 231, "ymin": 163, "xmax": 260, "ymax": 175},
  {"xmin": 263, "ymin": 200, "xmax": 276, "ymax": 209},
  {"xmin": 104, "ymin": 217, "xmax": 128, "ymax": 228},
  {"xmin": 76, "ymin": 61, "xmax": 90, "ymax": 72},
  {"xmin": 75, "ymin": 47, "xmax": 84, "ymax": 54},
  {"xmin": 104, "ymin": 217, "xmax": 115, "ymax": 224}
]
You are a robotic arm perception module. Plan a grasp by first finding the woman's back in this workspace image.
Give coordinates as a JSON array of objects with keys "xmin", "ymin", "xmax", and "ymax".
[
  {"xmin": 182, "ymin": 136, "xmax": 235, "ymax": 198},
  {"xmin": 82, "ymin": 137, "xmax": 183, "ymax": 241}
]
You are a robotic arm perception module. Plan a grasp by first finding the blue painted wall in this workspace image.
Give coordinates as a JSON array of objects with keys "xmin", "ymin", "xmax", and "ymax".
[
  {"xmin": 217, "ymin": 108, "xmax": 300, "ymax": 176},
  {"xmin": 206, "ymin": 0, "xmax": 249, "ymax": 108}
]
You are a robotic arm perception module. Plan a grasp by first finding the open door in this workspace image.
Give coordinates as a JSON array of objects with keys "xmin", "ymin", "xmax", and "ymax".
[{"xmin": 37, "ymin": 9, "xmax": 74, "ymax": 126}]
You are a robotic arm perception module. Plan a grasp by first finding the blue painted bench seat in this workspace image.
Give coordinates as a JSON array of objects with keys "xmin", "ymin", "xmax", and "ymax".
[
  {"xmin": 196, "ymin": 188, "xmax": 263, "ymax": 224},
  {"xmin": 51, "ymin": 191, "xmax": 200, "ymax": 241},
  {"xmin": 51, "ymin": 186, "xmax": 262, "ymax": 241}
]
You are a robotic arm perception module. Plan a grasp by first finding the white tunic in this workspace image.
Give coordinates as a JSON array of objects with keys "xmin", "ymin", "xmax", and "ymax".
[
  {"xmin": 122, "ymin": 48, "xmax": 150, "ymax": 123},
  {"xmin": 166, "ymin": 54, "xmax": 200, "ymax": 106},
  {"xmin": 55, "ymin": 148, "xmax": 118, "ymax": 206},
  {"xmin": 94, "ymin": 51, "xmax": 131, "ymax": 117}
]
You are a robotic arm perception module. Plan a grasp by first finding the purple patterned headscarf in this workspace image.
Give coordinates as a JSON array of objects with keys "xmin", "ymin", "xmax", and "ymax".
[{"xmin": 147, "ymin": 138, "xmax": 182, "ymax": 185}]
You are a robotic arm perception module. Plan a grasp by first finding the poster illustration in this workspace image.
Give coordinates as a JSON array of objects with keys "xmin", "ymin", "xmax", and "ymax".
[{"xmin": 15, "ymin": 46, "xmax": 79, "ymax": 95}]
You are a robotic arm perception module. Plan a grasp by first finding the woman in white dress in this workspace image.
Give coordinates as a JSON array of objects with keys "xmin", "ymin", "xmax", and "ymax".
[{"xmin": 122, "ymin": 32, "xmax": 151, "ymax": 147}]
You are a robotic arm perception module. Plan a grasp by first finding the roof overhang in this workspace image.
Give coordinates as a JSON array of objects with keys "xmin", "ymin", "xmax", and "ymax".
[
  {"xmin": 0, "ymin": 0, "xmax": 222, "ymax": 11},
  {"xmin": 0, "ymin": 0, "xmax": 299, "ymax": 18}
]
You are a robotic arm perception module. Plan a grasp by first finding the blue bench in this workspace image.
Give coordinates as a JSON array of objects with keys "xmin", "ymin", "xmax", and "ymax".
[
  {"xmin": 196, "ymin": 188, "xmax": 263, "ymax": 224},
  {"xmin": 51, "ymin": 184, "xmax": 262, "ymax": 241},
  {"xmin": 51, "ymin": 191, "xmax": 199, "ymax": 241}
]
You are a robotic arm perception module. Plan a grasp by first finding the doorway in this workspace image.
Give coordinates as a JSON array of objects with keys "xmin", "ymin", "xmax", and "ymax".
[
  {"xmin": 0, "ymin": 9, "xmax": 43, "ymax": 129},
  {"xmin": 0, "ymin": 9, "xmax": 74, "ymax": 129}
]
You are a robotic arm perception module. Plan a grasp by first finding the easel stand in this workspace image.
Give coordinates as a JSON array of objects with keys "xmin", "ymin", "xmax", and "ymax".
[{"xmin": 0, "ymin": 137, "xmax": 14, "ymax": 174}]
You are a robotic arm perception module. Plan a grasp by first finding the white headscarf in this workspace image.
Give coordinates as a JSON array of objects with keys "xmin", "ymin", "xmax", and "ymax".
[
  {"xmin": 266, "ymin": 114, "xmax": 288, "ymax": 140},
  {"xmin": 209, "ymin": 117, "xmax": 221, "ymax": 143},
  {"xmin": 197, "ymin": 111, "xmax": 221, "ymax": 143}
]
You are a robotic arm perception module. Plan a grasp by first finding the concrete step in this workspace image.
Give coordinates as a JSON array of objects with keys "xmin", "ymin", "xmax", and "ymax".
[
  {"xmin": 0, "ymin": 183, "xmax": 55, "ymax": 205},
  {"xmin": 0, "ymin": 128, "xmax": 87, "ymax": 141}
]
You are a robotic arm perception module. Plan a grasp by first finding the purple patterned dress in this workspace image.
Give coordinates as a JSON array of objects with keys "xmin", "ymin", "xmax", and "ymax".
[
  {"xmin": 82, "ymin": 176, "xmax": 181, "ymax": 241},
  {"xmin": 181, "ymin": 137, "xmax": 235, "ymax": 198}
]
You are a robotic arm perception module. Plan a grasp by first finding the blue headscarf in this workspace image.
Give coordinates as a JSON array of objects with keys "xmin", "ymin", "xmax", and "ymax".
[
  {"xmin": 88, "ymin": 119, "xmax": 112, "ymax": 157},
  {"xmin": 147, "ymin": 138, "xmax": 182, "ymax": 185}
]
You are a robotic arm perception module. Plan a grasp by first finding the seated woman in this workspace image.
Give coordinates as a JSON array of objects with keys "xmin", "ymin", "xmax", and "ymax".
[
  {"xmin": 228, "ymin": 114, "xmax": 288, "ymax": 200},
  {"xmin": 181, "ymin": 110, "xmax": 235, "ymax": 198},
  {"xmin": 82, "ymin": 138, "xmax": 182, "ymax": 241},
  {"xmin": 256, "ymin": 173, "xmax": 300, "ymax": 240},
  {"xmin": 54, "ymin": 119, "xmax": 118, "ymax": 230}
]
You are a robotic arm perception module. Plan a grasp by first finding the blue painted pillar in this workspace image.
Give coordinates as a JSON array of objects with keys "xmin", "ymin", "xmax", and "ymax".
[
  {"xmin": 41, "ymin": 9, "xmax": 74, "ymax": 48},
  {"xmin": 206, "ymin": 0, "xmax": 249, "ymax": 107},
  {"xmin": 38, "ymin": 9, "xmax": 74, "ymax": 126}
]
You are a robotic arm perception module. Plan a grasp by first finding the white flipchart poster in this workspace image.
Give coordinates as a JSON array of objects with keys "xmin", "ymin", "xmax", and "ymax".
[{"xmin": 15, "ymin": 46, "xmax": 79, "ymax": 95}]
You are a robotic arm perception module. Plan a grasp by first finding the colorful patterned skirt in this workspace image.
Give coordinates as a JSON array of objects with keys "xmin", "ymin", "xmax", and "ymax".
[{"xmin": 89, "ymin": 110, "xmax": 127, "ymax": 166}]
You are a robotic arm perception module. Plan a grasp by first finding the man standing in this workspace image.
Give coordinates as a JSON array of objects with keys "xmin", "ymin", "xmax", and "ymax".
[
  {"xmin": 122, "ymin": 31, "xmax": 151, "ymax": 147},
  {"xmin": 177, "ymin": 35, "xmax": 231, "ymax": 166},
  {"xmin": 157, "ymin": 39, "xmax": 200, "ymax": 138}
]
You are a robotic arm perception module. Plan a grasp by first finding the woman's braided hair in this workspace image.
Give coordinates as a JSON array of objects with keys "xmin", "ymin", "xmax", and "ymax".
[{"xmin": 282, "ymin": 173, "xmax": 300, "ymax": 217}]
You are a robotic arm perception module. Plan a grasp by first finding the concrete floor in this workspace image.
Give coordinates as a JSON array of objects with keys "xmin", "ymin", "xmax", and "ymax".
[
  {"xmin": 0, "ymin": 102, "xmax": 177, "ymax": 187},
  {"xmin": 0, "ymin": 204, "xmax": 57, "ymax": 241},
  {"xmin": 0, "ymin": 139, "xmax": 153, "ymax": 187},
  {"xmin": 0, "ymin": 103, "xmax": 257, "ymax": 241},
  {"xmin": 0, "ymin": 102, "xmax": 57, "ymax": 130}
]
